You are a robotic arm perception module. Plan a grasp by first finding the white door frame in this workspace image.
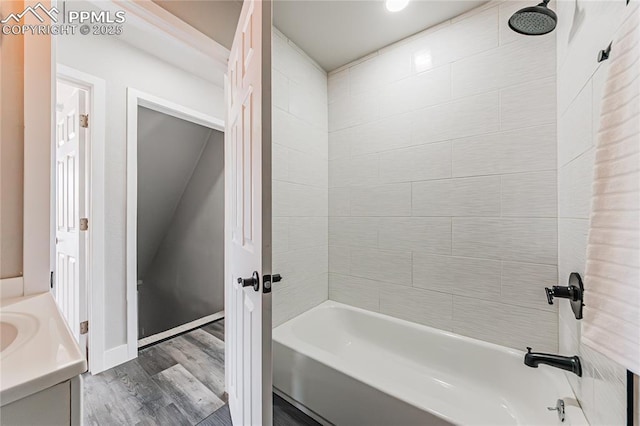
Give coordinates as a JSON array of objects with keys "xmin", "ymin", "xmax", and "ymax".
[
  {"xmin": 125, "ymin": 89, "xmax": 225, "ymax": 360},
  {"xmin": 23, "ymin": 0, "xmax": 55, "ymax": 296},
  {"xmin": 55, "ymin": 65, "xmax": 107, "ymax": 374}
]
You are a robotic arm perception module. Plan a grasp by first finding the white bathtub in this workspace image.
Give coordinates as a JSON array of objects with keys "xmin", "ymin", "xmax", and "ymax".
[{"xmin": 273, "ymin": 301, "xmax": 588, "ymax": 426}]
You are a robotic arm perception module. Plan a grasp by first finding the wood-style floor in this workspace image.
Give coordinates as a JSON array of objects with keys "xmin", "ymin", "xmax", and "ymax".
[{"xmin": 83, "ymin": 320, "xmax": 320, "ymax": 426}]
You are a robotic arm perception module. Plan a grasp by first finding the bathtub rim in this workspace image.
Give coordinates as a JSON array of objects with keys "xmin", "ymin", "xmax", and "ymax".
[{"xmin": 273, "ymin": 300, "xmax": 588, "ymax": 426}]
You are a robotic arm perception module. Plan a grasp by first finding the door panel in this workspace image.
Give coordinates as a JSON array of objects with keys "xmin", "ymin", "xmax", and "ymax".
[
  {"xmin": 55, "ymin": 83, "xmax": 87, "ymax": 356},
  {"xmin": 225, "ymin": 0, "xmax": 272, "ymax": 425}
]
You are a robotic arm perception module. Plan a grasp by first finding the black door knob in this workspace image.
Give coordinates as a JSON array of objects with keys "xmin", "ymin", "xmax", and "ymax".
[{"xmin": 237, "ymin": 271, "xmax": 260, "ymax": 292}]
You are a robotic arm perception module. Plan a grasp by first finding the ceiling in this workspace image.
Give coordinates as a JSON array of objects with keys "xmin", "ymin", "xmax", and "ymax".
[
  {"xmin": 144, "ymin": 1, "xmax": 488, "ymax": 72},
  {"xmin": 152, "ymin": 0, "xmax": 242, "ymax": 49},
  {"xmin": 136, "ymin": 107, "xmax": 214, "ymax": 279},
  {"xmin": 274, "ymin": 0, "xmax": 488, "ymax": 71}
]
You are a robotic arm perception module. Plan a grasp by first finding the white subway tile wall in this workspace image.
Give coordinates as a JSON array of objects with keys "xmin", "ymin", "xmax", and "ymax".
[
  {"xmin": 556, "ymin": 2, "xmax": 636, "ymax": 425},
  {"xmin": 327, "ymin": 1, "xmax": 559, "ymax": 352},
  {"xmin": 272, "ymin": 30, "xmax": 329, "ymax": 327}
]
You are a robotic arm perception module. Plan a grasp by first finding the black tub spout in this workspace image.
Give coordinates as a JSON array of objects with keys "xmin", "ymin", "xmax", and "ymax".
[{"xmin": 524, "ymin": 347, "xmax": 582, "ymax": 377}]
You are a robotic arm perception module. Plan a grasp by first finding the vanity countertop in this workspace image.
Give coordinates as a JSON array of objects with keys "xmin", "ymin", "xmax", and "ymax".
[{"xmin": 0, "ymin": 292, "xmax": 87, "ymax": 406}]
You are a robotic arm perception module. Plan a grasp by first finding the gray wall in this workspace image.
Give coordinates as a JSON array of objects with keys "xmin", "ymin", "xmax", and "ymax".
[
  {"xmin": 138, "ymin": 128, "xmax": 224, "ymax": 338},
  {"xmin": 136, "ymin": 107, "xmax": 212, "ymax": 280}
]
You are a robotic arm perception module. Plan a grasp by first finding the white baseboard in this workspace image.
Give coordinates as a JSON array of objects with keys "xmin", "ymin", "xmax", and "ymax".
[
  {"xmin": 102, "ymin": 344, "xmax": 131, "ymax": 371},
  {"xmin": 0, "ymin": 277, "xmax": 24, "ymax": 300},
  {"xmin": 96, "ymin": 312, "xmax": 225, "ymax": 373},
  {"xmin": 138, "ymin": 311, "xmax": 224, "ymax": 348}
]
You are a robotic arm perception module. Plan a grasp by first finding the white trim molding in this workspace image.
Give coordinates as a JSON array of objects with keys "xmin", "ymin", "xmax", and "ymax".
[
  {"xmin": 102, "ymin": 344, "xmax": 130, "ymax": 372},
  {"xmin": 56, "ymin": 65, "xmax": 108, "ymax": 374},
  {"xmin": 105, "ymin": 1, "xmax": 229, "ymax": 64},
  {"xmin": 134, "ymin": 89, "xmax": 225, "ymax": 131},
  {"xmin": 23, "ymin": 0, "xmax": 55, "ymax": 296},
  {"xmin": 85, "ymin": 0, "xmax": 229, "ymax": 87},
  {"xmin": 126, "ymin": 88, "xmax": 225, "ymax": 362}
]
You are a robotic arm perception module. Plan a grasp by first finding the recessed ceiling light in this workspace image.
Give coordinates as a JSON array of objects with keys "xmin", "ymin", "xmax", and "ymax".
[{"xmin": 385, "ymin": 0, "xmax": 410, "ymax": 12}]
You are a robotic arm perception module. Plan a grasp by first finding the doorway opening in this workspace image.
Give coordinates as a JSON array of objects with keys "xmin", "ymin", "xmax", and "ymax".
[
  {"xmin": 54, "ymin": 79, "xmax": 90, "ymax": 359},
  {"xmin": 125, "ymin": 90, "xmax": 225, "ymax": 355},
  {"xmin": 135, "ymin": 106, "xmax": 225, "ymax": 347},
  {"xmin": 52, "ymin": 66, "xmax": 107, "ymax": 374}
]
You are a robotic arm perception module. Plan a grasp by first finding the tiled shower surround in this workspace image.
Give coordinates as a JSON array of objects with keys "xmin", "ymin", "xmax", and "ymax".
[
  {"xmin": 556, "ymin": 2, "xmax": 636, "ymax": 424},
  {"xmin": 272, "ymin": 2, "xmax": 634, "ymax": 423},
  {"xmin": 272, "ymin": 29, "xmax": 329, "ymax": 327},
  {"xmin": 327, "ymin": 2, "xmax": 559, "ymax": 352}
]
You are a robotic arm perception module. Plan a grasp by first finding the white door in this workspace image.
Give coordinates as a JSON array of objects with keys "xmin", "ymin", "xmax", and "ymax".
[
  {"xmin": 225, "ymin": 0, "xmax": 273, "ymax": 425},
  {"xmin": 55, "ymin": 82, "xmax": 88, "ymax": 357}
]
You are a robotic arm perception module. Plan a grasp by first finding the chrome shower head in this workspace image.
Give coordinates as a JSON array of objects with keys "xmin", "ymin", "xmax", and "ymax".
[{"xmin": 508, "ymin": 0, "xmax": 557, "ymax": 36}]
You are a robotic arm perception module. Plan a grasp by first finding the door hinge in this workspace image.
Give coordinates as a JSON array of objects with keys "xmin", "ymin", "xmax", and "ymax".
[
  {"xmin": 50, "ymin": 271, "xmax": 54, "ymax": 289},
  {"xmin": 80, "ymin": 114, "xmax": 89, "ymax": 128},
  {"xmin": 80, "ymin": 217, "xmax": 89, "ymax": 231},
  {"xmin": 80, "ymin": 321, "xmax": 89, "ymax": 335}
]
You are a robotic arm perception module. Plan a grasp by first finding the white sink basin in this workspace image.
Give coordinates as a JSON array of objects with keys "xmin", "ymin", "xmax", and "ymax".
[
  {"xmin": 1, "ymin": 322, "xmax": 18, "ymax": 351},
  {"xmin": 0, "ymin": 312, "xmax": 39, "ymax": 357},
  {"xmin": 0, "ymin": 293, "xmax": 86, "ymax": 406}
]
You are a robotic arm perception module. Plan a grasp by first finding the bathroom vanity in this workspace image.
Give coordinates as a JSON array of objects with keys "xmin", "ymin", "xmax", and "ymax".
[{"xmin": 0, "ymin": 292, "xmax": 86, "ymax": 425}]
